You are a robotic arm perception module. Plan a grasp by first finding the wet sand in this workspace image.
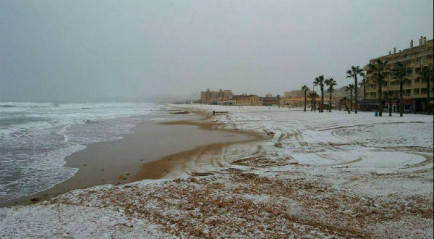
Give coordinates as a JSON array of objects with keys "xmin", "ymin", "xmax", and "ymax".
[
  {"xmin": 4, "ymin": 110, "xmax": 264, "ymax": 206},
  {"xmin": 136, "ymin": 116, "xmax": 264, "ymax": 179}
]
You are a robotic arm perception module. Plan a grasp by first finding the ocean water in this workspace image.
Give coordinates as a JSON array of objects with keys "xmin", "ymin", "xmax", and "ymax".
[{"xmin": 0, "ymin": 102, "xmax": 161, "ymax": 204}]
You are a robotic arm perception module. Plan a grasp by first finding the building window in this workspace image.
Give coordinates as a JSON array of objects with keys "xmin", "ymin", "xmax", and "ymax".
[
  {"xmin": 387, "ymin": 91, "xmax": 393, "ymax": 97},
  {"xmin": 421, "ymin": 88, "xmax": 427, "ymax": 94},
  {"xmin": 417, "ymin": 57, "xmax": 425, "ymax": 63},
  {"xmin": 414, "ymin": 89, "xmax": 420, "ymax": 94}
]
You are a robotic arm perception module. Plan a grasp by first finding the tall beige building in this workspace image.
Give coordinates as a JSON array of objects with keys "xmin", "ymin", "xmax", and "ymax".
[
  {"xmin": 200, "ymin": 89, "xmax": 233, "ymax": 104},
  {"xmin": 365, "ymin": 36, "xmax": 433, "ymax": 113}
]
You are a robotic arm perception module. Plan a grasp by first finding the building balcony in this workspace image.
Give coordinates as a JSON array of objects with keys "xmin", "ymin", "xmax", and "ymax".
[{"xmin": 414, "ymin": 82, "xmax": 428, "ymax": 87}]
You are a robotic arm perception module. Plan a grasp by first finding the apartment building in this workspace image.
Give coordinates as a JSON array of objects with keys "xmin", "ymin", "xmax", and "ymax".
[
  {"xmin": 200, "ymin": 89, "xmax": 233, "ymax": 104},
  {"xmin": 232, "ymin": 94, "xmax": 262, "ymax": 106},
  {"xmin": 365, "ymin": 36, "xmax": 433, "ymax": 112}
]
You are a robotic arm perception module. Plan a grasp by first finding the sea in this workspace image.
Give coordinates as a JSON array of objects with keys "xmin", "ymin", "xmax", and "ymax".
[{"xmin": 0, "ymin": 102, "xmax": 165, "ymax": 204}]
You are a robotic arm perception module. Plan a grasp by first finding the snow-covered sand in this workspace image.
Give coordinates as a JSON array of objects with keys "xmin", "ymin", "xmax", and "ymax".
[{"xmin": 1, "ymin": 106, "xmax": 432, "ymax": 238}]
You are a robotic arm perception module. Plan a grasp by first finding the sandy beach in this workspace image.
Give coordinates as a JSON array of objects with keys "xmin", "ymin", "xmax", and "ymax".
[
  {"xmin": 1, "ymin": 105, "xmax": 432, "ymax": 238},
  {"xmin": 2, "ymin": 109, "xmax": 263, "ymax": 207}
]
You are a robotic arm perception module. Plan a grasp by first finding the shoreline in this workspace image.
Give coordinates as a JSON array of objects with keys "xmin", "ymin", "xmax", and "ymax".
[
  {"xmin": 135, "ymin": 110, "xmax": 265, "ymax": 179},
  {"xmin": 2, "ymin": 108, "xmax": 265, "ymax": 207}
]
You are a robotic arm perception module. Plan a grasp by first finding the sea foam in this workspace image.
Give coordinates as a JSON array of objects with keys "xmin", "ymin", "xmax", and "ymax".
[{"xmin": 0, "ymin": 102, "xmax": 158, "ymax": 204}]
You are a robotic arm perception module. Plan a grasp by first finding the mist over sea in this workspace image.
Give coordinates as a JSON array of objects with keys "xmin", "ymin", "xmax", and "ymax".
[{"xmin": 0, "ymin": 102, "xmax": 161, "ymax": 204}]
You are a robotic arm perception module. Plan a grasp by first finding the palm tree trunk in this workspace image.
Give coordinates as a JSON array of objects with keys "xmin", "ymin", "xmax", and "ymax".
[
  {"xmin": 350, "ymin": 91, "xmax": 353, "ymax": 111},
  {"xmin": 427, "ymin": 74, "xmax": 431, "ymax": 114},
  {"xmin": 400, "ymin": 79, "xmax": 404, "ymax": 117},
  {"xmin": 304, "ymin": 91, "xmax": 307, "ymax": 112},
  {"xmin": 329, "ymin": 92, "xmax": 332, "ymax": 112},
  {"xmin": 355, "ymin": 77, "xmax": 358, "ymax": 114},
  {"xmin": 378, "ymin": 76, "xmax": 383, "ymax": 117},
  {"xmin": 321, "ymin": 89, "xmax": 324, "ymax": 112}
]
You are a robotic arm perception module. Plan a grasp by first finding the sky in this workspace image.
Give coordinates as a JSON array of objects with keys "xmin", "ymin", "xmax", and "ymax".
[{"xmin": 0, "ymin": 0, "xmax": 433, "ymax": 102}]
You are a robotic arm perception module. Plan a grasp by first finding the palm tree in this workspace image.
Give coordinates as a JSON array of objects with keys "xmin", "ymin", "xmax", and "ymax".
[
  {"xmin": 301, "ymin": 85, "xmax": 310, "ymax": 112},
  {"xmin": 367, "ymin": 59, "xmax": 389, "ymax": 117},
  {"xmin": 325, "ymin": 78, "xmax": 337, "ymax": 112},
  {"xmin": 314, "ymin": 75, "xmax": 325, "ymax": 112},
  {"xmin": 359, "ymin": 72, "xmax": 366, "ymax": 111},
  {"xmin": 391, "ymin": 62, "xmax": 411, "ymax": 117},
  {"xmin": 346, "ymin": 84, "xmax": 355, "ymax": 111},
  {"xmin": 386, "ymin": 90, "xmax": 393, "ymax": 116},
  {"xmin": 346, "ymin": 66, "xmax": 364, "ymax": 114},
  {"xmin": 420, "ymin": 67, "xmax": 433, "ymax": 114}
]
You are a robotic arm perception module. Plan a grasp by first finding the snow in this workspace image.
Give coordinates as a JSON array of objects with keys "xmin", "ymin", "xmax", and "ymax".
[
  {"xmin": 0, "ymin": 203, "xmax": 175, "ymax": 239},
  {"xmin": 0, "ymin": 105, "xmax": 432, "ymax": 238}
]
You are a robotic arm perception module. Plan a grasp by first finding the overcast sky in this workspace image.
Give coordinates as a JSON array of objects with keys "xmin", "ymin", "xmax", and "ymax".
[{"xmin": 1, "ymin": 0, "xmax": 433, "ymax": 102}]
